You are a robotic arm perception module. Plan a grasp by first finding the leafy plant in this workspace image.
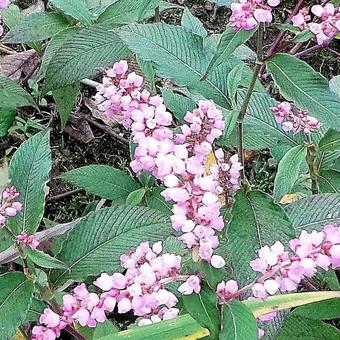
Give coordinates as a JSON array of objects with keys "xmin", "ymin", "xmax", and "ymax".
[{"xmin": 0, "ymin": 0, "xmax": 339, "ymax": 339}]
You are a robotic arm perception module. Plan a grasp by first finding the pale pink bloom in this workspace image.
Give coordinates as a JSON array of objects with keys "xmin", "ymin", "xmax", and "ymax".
[
  {"xmin": 178, "ymin": 275, "xmax": 201, "ymax": 295},
  {"xmin": 39, "ymin": 309, "xmax": 60, "ymax": 328},
  {"xmin": 211, "ymin": 255, "xmax": 226, "ymax": 268}
]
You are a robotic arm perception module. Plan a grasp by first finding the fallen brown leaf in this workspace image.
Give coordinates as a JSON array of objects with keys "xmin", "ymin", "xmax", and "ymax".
[{"xmin": 64, "ymin": 115, "xmax": 94, "ymax": 143}]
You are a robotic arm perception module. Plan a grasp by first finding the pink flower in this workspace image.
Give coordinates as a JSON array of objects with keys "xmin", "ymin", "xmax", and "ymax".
[
  {"xmin": 39, "ymin": 309, "xmax": 61, "ymax": 328},
  {"xmin": 178, "ymin": 275, "xmax": 201, "ymax": 295},
  {"xmin": 211, "ymin": 255, "xmax": 226, "ymax": 268},
  {"xmin": 272, "ymin": 102, "xmax": 320, "ymax": 134},
  {"xmin": 216, "ymin": 280, "xmax": 238, "ymax": 302},
  {"xmin": 16, "ymin": 233, "xmax": 40, "ymax": 250},
  {"xmin": 229, "ymin": 0, "xmax": 280, "ymax": 31}
]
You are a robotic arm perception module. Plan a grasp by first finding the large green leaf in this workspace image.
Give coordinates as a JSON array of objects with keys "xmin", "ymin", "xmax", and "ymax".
[
  {"xmin": 181, "ymin": 7, "xmax": 207, "ymax": 38},
  {"xmin": 225, "ymin": 190, "xmax": 295, "ymax": 284},
  {"xmin": 267, "ymin": 53, "xmax": 340, "ymax": 129},
  {"xmin": 101, "ymin": 314, "xmax": 209, "ymax": 339},
  {"xmin": 49, "ymin": 0, "xmax": 93, "ymax": 25},
  {"xmin": 182, "ymin": 284, "xmax": 220, "ymax": 339},
  {"xmin": 0, "ymin": 76, "xmax": 36, "ymax": 108},
  {"xmin": 8, "ymin": 131, "xmax": 51, "ymax": 234},
  {"xmin": 293, "ymin": 298, "xmax": 340, "ymax": 320},
  {"xmin": 203, "ymin": 25, "xmax": 256, "ymax": 78},
  {"xmin": 319, "ymin": 170, "xmax": 340, "ymax": 193},
  {"xmin": 62, "ymin": 165, "xmax": 140, "ymax": 203},
  {"xmin": 3, "ymin": 12, "xmax": 70, "ymax": 43},
  {"xmin": 274, "ymin": 144, "xmax": 307, "ymax": 201},
  {"xmin": 220, "ymin": 300, "xmax": 258, "ymax": 340},
  {"xmin": 318, "ymin": 129, "xmax": 340, "ymax": 152},
  {"xmin": 39, "ymin": 27, "xmax": 81, "ymax": 78},
  {"xmin": 0, "ymin": 107, "xmax": 16, "ymax": 137},
  {"xmin": 330, "ymin": 75, "xmax": 340, "ymax": 97},
  {"xmin": 52, "ymin": 83, "xmax": 79, "ymax": 129},
  {"xmin": 0, "ymin": 272, "xmax": 34, "ymax": 339},
  {"xmin": 97, "ymin": 0, "xmax": 161, "ymax": 27},
  {"xmin": 43, "ymin": 24, "xmax": 130, "ymax": 92},
  {"xmin": 285, "ymin": 193, "xmax": 340, "ymax": 231},
  {"xmin": 276, "ymin": 315, "xmax": 340, "ymax": 339},
  {"xmin": 119, "ymin": 23, "xmax": 236, "ymax": 109},
  {"xmin": 50, "ymin": 205, "xmax": 172, "ymax": 286},
  {"xmin": 161, "ymin": 89, "xmax": 196, "ymax": 122},
  {"xmin": 245, "ymin": 291, "xmax": 340, "ymax": 318}
]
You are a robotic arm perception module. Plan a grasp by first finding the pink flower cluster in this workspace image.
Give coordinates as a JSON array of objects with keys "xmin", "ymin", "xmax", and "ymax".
[
  {"xmin": 0, "ymin": 186, "xmax": 22, "ymax": 226},
  {"xmin": 32, "ymin": 241, "xmax": 201, "ymax": 339},
  {"xmin": 272, "ymin": 102, "xmax": 320, "ymax": 134},
  {"xmin": 0, "ymin": 0, "xmax": 9, "ymax": 37},
  {"xmin": 230, "ymin": 0, "xmax": 281, "ymax": 30},
  {"xmin": 292, "ymin": 3, "xmax": 340, "ymax": 45},
  {"xmin": 16, "ymin": 232, "xmax": 39, "ymax": 250},
  {"xmin": 95, "ymin": 61, "xmax": 242, "ymax": 265},
  {"xmin": 216, "ymin": 224, "xmax": 340, "ymax": 303}
]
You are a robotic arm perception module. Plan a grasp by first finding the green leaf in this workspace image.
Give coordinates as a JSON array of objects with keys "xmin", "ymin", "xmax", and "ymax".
[
  {"xmin": 274, "ymin": 144, "xmax": 307, "ymax": 202},
  {"xmin": 220, "ymin": 300, "xmax": 258, "ymax": 340},
  {"xmin": 330, "ymin": 75, "xmax": 340, "ymax": 97},
  {"xmin": 62, "ymin": 165, "xmax": 140, "ymax": 203},
  {"xmin": 161, "ymin": 89, "xmax": 196, "ymax": 122},
  {"xmin": 119, "ymin": 23, "xmax": 236, "ymax": 109},
  {"xmin": 0, "ymin": 76, "xmax": 36, "ymax": 108},
  {"xmin": 222, "ymin": 109, "xmax": 239, "ymax": 141},
  {"xmin": 0, "ymin": 107, "xmax": 16, "ymax": 137},
  {"xmin": 97, "ymin": 0, "xmax": 161, "ymax": 27},
  {"xmin": 136, "ymin": 56, "xmax": 156, "ymax": 92},
  {"xmin": 0, "ymin": 272, "xmax": 34, "ymax": 339},
  {"xmin": 8, "ymin": 131, "xmax": 51, "ymax": 234},
  {"xmin": 93, "ymin": 321, "xmax": 119, "ymax": 338},
  {"xmin": 25, "ymin": 298, "xmax": 45, "ymax": 323},
  {"xmin": 318, "ymin": 129, "xmax": 340, "ymax": 152},
  {"xmin": 285, "ymin": 193, "xmax": 340, "ymax": 231},
  {"xmin": 39, "ymin": 27, "xmax": 81, "ymax": 78},
  {"xmin": 100, "ymin": 314, "xmax": 209, "ymax": 339},
  {"xmin": 203, "ymin": 25, "xmax": 256, "ymax": 78},
  {"xmin": 145, "ymin": 187, "xmax": 173, "ymax": 215},
  {"xmin": 319, "ymin": 170, "xmax": 340, "ymax": 193},
  {"xmin": 3, "ymin": 12, "xmax": 70, "ymax": 43},
  {"xmin": 266, "ymin": 53, "xmax": 340, "ymax": 129},
  {"xmin": 1, "ymin": 4, "xmax": 22, "ymax": 29},
  {"xmin": 24, "ymin": 248, "xmax": 68, "ymax": 269},
  {"xmin": 50, "ymin": 0, "xmax": 93, "ymax": 25},
  {"xmin": 126, "ymin": 188, "xmax": 147, "ymax": 206},
  {"xmin": 227, "ymin": 63, "xmax": 245, "ymax": 105},
  {"xmin": 43, "ymin": 24, "xmax": 130, "ymax": 92},
  {"xmin": 52, "ymin": 83, "xmax": 79, "ymax": 129},
  {"xmin": 50, "ymin": 205, "xmax": 172, "ymax": 286},
  {"xmin": 225, "ymin": 190, "xmax": 295, "ymax": 284},
  {"xmin": 293, "ymin": 299, "xmax": 340, "ymax": 321},
  {"xmin": 245, "ymin": 291, "xmax": 340, "ymax": 318},
  {"xmin": 182, "ymin": 284, "xmax": 220, "ymax": 339},
  {"xmin": 181, "ymin": 7, "xmax": 207, "ymax": 38},
  {"xmin": 276, "ymin": 315, "xmax": 340, "ymax": 339},
  {"xmin": 293, "ymin": 29, "xmax": 314, "ymax": 43}
]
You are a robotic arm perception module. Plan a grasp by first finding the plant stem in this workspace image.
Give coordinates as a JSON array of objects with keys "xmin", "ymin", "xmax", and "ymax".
[
  {"xmin": 294, "ymin": 44, "xmax": 321, "ymax": 58},
  {"xmin": 306, "ymin": 138, "xmax": 320, "ymax": 194},
  {"xmin": 259, "ymin": 0, "xmax": 304, "ymax": 76},
  {"xmin": 237, "ymin": 24, "xmax": 264, "ymax": 181}
]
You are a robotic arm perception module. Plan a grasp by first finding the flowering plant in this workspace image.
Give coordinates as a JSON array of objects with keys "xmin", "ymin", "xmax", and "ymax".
[{"xmin": 0, "ymin": 0, "xmax": 339, "ymax": 340}]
